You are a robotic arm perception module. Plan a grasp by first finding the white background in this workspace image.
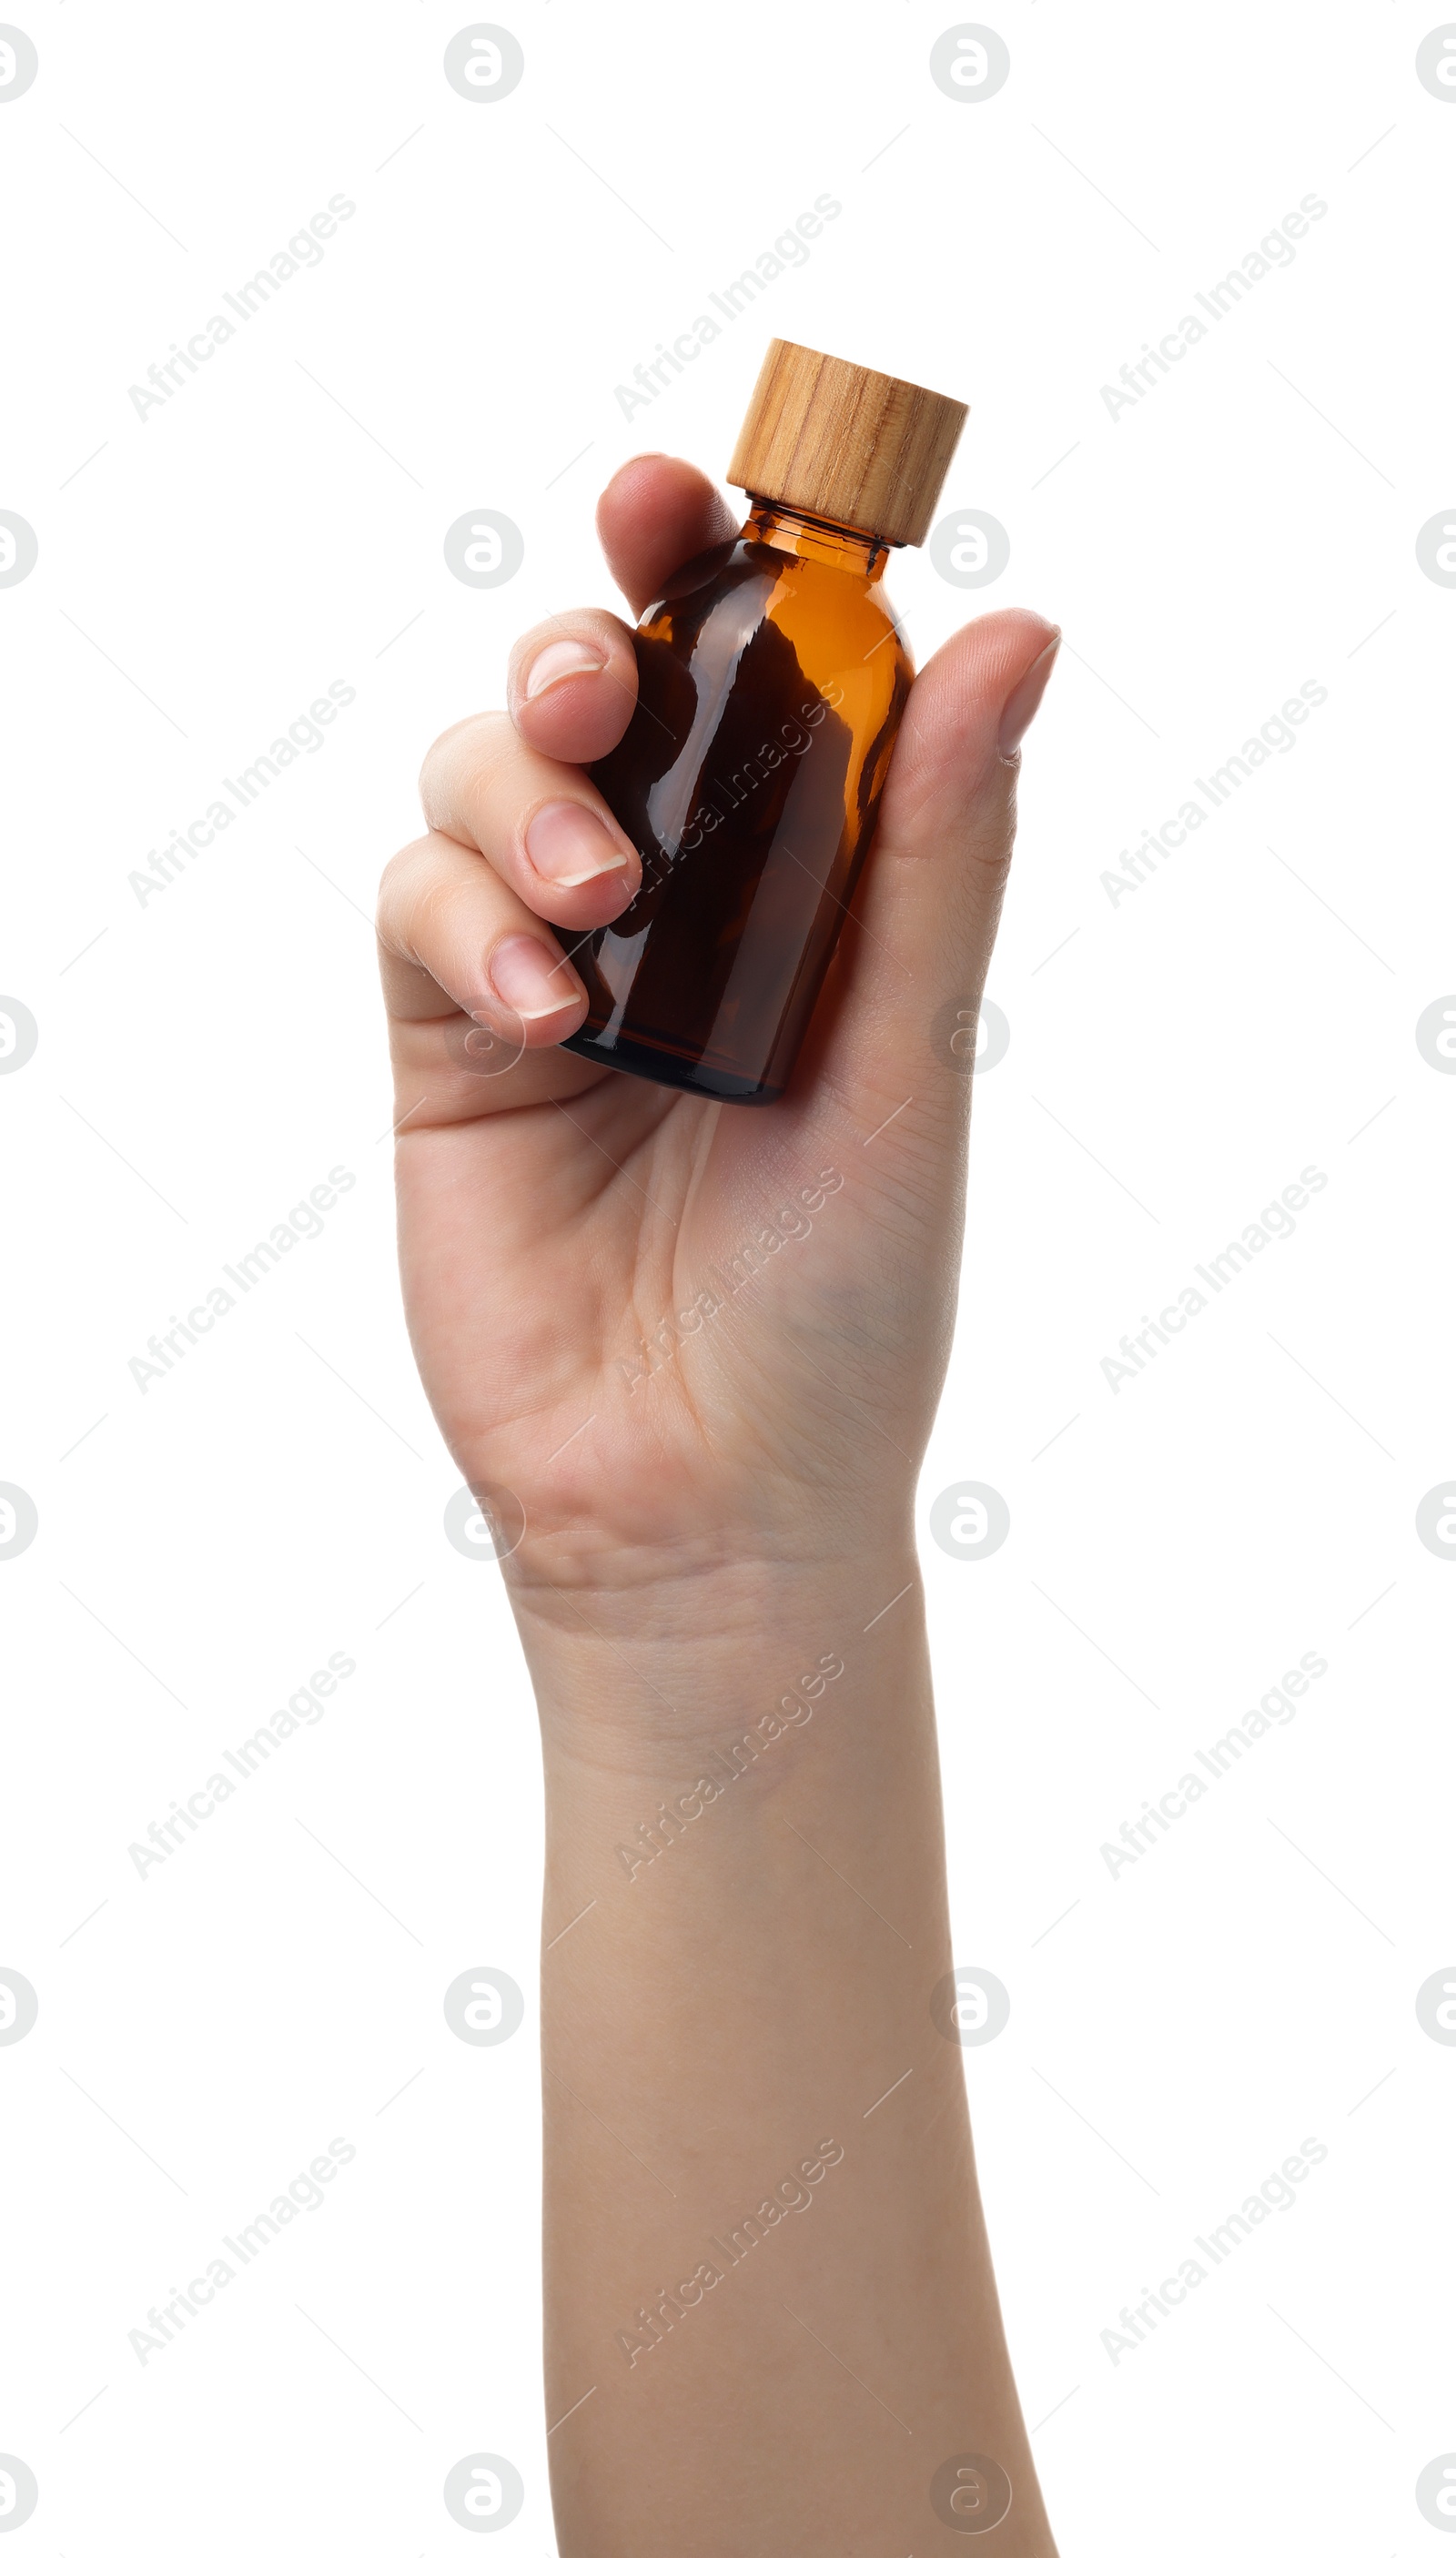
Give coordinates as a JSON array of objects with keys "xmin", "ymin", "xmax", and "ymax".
[{"xmin": 3, "ymin": 2, "xmax": 1454, "ymax": 2550}]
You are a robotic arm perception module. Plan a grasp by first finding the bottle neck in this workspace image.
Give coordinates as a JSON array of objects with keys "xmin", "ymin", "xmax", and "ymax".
[{"xmin": 744, "ymin": 497, "xmax": 890, "ymax": 582}]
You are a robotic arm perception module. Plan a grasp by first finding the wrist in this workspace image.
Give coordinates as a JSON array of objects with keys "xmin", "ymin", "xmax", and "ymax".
[
  {"xmin": 526, "ymin": 1551, "xmax": 948, "ymax": 1952},
  {"xmin": 511, "ymin": 1546, "xmax": 923, "ymax": 1779}
]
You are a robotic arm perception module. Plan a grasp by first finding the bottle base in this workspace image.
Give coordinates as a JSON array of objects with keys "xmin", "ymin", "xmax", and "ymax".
[{"xmin": 559, "ymin": 1025, "xmax": 780, "ymax": 1107}]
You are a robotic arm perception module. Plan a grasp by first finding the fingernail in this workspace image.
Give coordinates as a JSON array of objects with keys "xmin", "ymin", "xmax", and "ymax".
[
  {"xmin": 524, "ymin": 639, "xmax": 605, "ymax": 699},
  {"xmin": 525, "ymin": 800, "xmax": 630, "ymax": 889},
  {"xmin": 488, "ymin": 933, "xmax": 583, "ymax": 1021},
  {"xmin": 997, "ymin": 631, "xmax": 1061, "ymax": 760}
]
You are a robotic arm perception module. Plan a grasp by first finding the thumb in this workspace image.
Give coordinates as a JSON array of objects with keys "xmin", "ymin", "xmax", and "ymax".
[{"xmin": 796, "ymin": 607, "xmax": 1059, "ymax": 1127}]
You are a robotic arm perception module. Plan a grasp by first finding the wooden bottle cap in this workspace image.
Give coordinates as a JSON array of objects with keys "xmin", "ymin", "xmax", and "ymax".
[{"xmin": 727, "ymin": 339, "xmax": 967, "ymax": 548}]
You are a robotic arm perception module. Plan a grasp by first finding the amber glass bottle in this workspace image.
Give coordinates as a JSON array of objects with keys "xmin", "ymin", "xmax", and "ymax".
[{"xmin": 559, "ymin": 341, "xmax": 967, "ymax": 1105}]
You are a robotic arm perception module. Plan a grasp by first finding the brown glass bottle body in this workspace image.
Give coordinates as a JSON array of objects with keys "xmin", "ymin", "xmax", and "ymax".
[{"xmin": 558, "ymin": 500, "xmax": 913, "ymax": 1105}]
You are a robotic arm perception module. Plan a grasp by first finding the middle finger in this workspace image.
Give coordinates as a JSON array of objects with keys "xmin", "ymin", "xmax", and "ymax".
[{"xmin": 420, "ymin": 708, "xmax": 642, "ymax": 930}]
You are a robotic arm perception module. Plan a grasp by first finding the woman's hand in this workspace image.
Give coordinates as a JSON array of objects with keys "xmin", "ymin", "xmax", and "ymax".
[
  {"xmin": 378, "ymin": 455, "xmax": 1057, "ymax": 1614},
  {"xmin": 379, "ymin": 457, "xmax": 1064, "ymax": 2557}
]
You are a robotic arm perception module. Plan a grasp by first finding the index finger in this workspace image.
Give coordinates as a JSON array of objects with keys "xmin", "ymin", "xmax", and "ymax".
[
  {"xmin": 507, "ymin": 454, "xmax": 742, "ymax": 768},
  {"xmin": 594, "ymin": 453, "xmax": 741, "ymax": 617}
]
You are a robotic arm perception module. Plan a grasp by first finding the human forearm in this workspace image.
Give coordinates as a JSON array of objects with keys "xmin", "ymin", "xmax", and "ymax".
[{"xmin": 518, "ymin": 1558, "xmax": 1058, "ymax": 2556}]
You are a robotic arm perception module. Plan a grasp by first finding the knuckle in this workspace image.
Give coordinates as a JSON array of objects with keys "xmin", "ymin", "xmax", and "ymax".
[
  {"xmin": 414, "ymin": 864, "xmax": 470, "ymax": 945},
  {"xmin": 418, "ymin": 709, "xmax": 514, "ymax": 824},
  {"xmin": 377, "ymin": 834, "xmax": 420, "ymax": 908},
  {"xmin": 376, "ymin": 834, "xmax": 440, "ymax": 943}
]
